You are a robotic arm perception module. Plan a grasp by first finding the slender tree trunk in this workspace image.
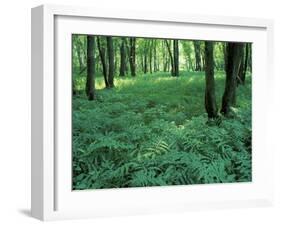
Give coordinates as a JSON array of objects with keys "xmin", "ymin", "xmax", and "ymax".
[
  {"xmin": 80, "ymin": 36, "xmax": 87, "ymax": 67},
  {"xmin": 204, "ymin": 41, "xmax": 218, "ymax": 118},
  {"xmin": 248, "ymin": 44, "xmax": 252, "ymax": 72},
  {"xmin": 162, "ymin": 41, "xmax": 166, "ymax": 72},
  {"xmin": 106, "ymin": 36, "xmax": 114, "ymax": 87},
  {"xmin": 97, "ymin": 37, "xmax": 109, "ymax": 88},
  {"xmin": 194, "ymin": 41, "xmax": 202, "ymax": 71},
  {"xmin": 173, "ymin": 39, "xmax": 179, "ymax": 76},
  {"xmin": 148, "ymin": 40, "xmax": 153, "ymax": 74},
  {"xmin": 144, "ymin": 45, "xmax": 148, "ymax": 74},
  {"xmin": 129, "ymin": 37, "xmax": 136, "ymax": 76},
  {"xmin": 187, "ymin": 52, "xmax": 193, "ymax": 71},
  {"xmin": 221, "ymin": 42, "xmax": 244, "ymax": 115},
  {"xmin": 86, "ymin": 35, "xmax": 96, "ymax": 100},
  {"xmin": 114, "ymin": 48, "xmax": 118, "ymax": 75},
  {"xmin": 241, "ymin": 43, "xmax": 250, "ymax": 84},
  {"xmin": 165, "ymin": 40, "xmax": 174, "ymax": 76},
  {"xmin": 76, "ymin": 39, "xmax": 83, "ymax": 70},
  {"xmin": 154, "ymin": 41, "xmax": 157, "ymax": 72},
  {"xmin": 72, "ymin": 80, "xmax": 76, "ymax": 95},
  {"xmin": 119, "ymin": 38, "xmax": 126, "ymax": 77},
  {"xmin": 141, "ymin": 55, "xmax": 144, "ymax": 73},
  {"xmin": 201, "ymin": 50, "xmax": 205, "ymax": 70},
  {"xmin": 72, "ymin": 36, "xmax": 77, "ymax": 95},
  {"xmin": 237, "ymin": 44, "xmax": 245, "ymax": 85},
  {"xmin": 223, "ymin": 43, "xmax": 228, "ymax": 72}
]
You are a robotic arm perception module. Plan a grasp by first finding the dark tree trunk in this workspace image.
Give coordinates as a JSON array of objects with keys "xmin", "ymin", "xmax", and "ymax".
[
  {"xmin": 237, "ymin": 44, "xmax": 245, "ymax": 85},
  {"xmin": 173, "ymin": 39, "xmax": 179, "ymax": 76},
  {"xmin": 194, "ymin": 41, "xmax": 202, "ymax": 71},
  {"xmin": 97, "ymin": 37, "xmax": 109, "ymax": 88},
  {"xmin": 143, "ymin": 40, "xmax": 148, "ymax": 74},
  {"xmin": 165, "ymin": 40, "xmax": 174, "ymax": 76},
  {"xmin": 119, "ymin": 38, "xmax": 126, "ymax": 77},
  {"xmin": 86, "ymin": 35, "xmax": 96, "ymax": 100},
  {"xmin": 162, "ymin": 41, "xmax": 167, "ymax": 72},
  {"xmin": 141, "ymin": 56, "xmax": 144, "ymax": 73},
  {"xmin": 153, "ymin": 41, "xmax": 157, "ymax": 72},
  {"xmin": 248, "ymin": 44, "xmax": 252, "ymax": 72},
  {"xmin": 221, "ymin": 42, "xmax": 244, "ymax": 115},
  {"xmin": 223, "ymin": 43, "xmax": 227, "ymax": 70},
  {"xmin": 123, "ymin": 38, "xmax": 130, "ymax": 74},
  {"xmin": 204, "ymin": 41, "xmax": 218, "ymax": 118},
  {"xmin": 241, "ymin": 43, "xmax": 250, "ymax": 84},
  {"xmin": 129, "ymin": 37, "xmax": 136, "ymax": 76},
  {"xmin": 72, "ymin": 80, "xmax": 76, "ymax": 95},
  {"xmin": 148, "ymin": 40, "xmax": 153, "ymax": 74},
  {"xmin": 144, "ymin": 52, "xmax": 148, "ymax": 74},
  {"xmin": 106, "ymin": 36, "xmax": 114, "ymax": 87},
  {"xmin": 72, "ymin": 36, "xmax": 76, "ymax": 96}
]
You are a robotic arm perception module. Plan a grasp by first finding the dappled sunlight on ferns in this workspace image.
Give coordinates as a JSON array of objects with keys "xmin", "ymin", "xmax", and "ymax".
[{"xmin": 72, "ymin": 72, "xmax": 252, "ymax": 189}]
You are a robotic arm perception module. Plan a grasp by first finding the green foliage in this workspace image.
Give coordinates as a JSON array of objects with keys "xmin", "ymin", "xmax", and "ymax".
[{"xmin": 72, "ymin": 72, "xmax": 252, "ymax": 189}]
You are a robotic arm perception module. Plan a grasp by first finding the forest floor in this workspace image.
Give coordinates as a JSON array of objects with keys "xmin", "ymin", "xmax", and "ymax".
[{"xmin": 72, "ymin": 71, "xmax": 252, "ymax": 189}]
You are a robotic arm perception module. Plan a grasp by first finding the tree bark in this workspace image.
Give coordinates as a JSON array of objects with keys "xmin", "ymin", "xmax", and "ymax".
[
  {"xmin": 241, "ymin": 43, "xmax": 250, "ymax": 84},
  {"xmin": 72, "ymin": 80, "xmax": 76, "ymax": 95},
  {"xmin": 221, "ymin": 42, "xmax": 244, "ymax": 115},
  {"xmin": 119, "ymin": 38, "xmax": 126, "ymax": 77},
  {"xmin": 165, "ymin": 40, "xmax": 174, "ymax": 76},
  {"xmin": 204, "ymin": 41, "xmax": 218, "ymax": 118},
  {"xmin": 106, "ymin": 36, "xmax": 114, "ymax": 87},
  {"xmin": 161, "ymin": 41, "xmax": 166, "ymax": 72},
  {"xmin": 193, "ymin": 41, "xmax": 202, "ymax": 71},
  {"xmin": 76, "ymin": 38, "xmax": 83, "ymax": 70},
  {"xmin": 129, "ymin": 37, "xmax": 136, "ymax": 76},
  {"xmin": 148, "ymin": 40, "xmax": 153, "ymax": 74},
  {"xmin": 97, "ymin": 37, "xmax": 109, "ymax": 88},
  {"xmin": 144, "ymin": 54, "xmax": 148, "ymax": 74},
  {"xmin": 173, "ymin": 39, "xmax": 179, "ymax": 76},
  {"xmin": 86, "ymin": 35, "xmax": 96, "ymax": 100},
  {"xmin": 237, "ymin": 44, "xmax": 245, "ymax": 85},
  {"xmin": 248, "ymin": 44, "xmax": 252, "ymax": 72},
  {"xmin": 153, "ymin": 40, "xmax": 157, "ymax": 72}
]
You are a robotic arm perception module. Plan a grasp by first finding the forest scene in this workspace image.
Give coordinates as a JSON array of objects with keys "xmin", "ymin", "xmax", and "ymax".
[{"xmin": 72, "ymin": 34, "xmax": 252, "ymax": 190}]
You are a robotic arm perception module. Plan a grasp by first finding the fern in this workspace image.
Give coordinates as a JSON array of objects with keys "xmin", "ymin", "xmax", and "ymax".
[{"xmin": 72, "ymin": 72, "xmax": 252, "ymax": 190}]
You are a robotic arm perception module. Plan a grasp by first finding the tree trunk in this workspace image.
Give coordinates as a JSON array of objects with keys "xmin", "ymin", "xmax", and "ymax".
[
  {"xmin": 72, "ymin": 80, "xmax": 76, "ymax": 95},
  {"xmin": 241, "ymin": 43, "xmax": 250, "ymax": 84},
  {"xmin": 129, "ymin": 37, "xmax": 136, "ymax": 76},
  {"xmin": 144, "ymin": 44, "xmax": 148, "ymax": 74},
  {"xmin": 148, "ymin": 40, "xmax": 153, "ymax": 74},
  {"xmin": 204, "ymin": 41, "xmax": 218, "ymax": 118},
  {"xmin": 194, "ymin": 41, "xmax": 202, "ymax": 71},
  {"xmin": 173, "ymin": 39, "xmax": 179, "ymax": 76},
  {"xmin": 86, "ymin": 35, "xmax": 96, "ymax": 100},
  {"xmin": 106, "ymin": 36, "xmax": 114, "ymax": 87},
  {"xmin": 97, "ymin": 37, "xmax": 109, "ymax": 88},
  {"xmin": 237, "ymin": 44, "xmax": 245, "ymax": 85},
  {"xmin": 162, "ymin": 41, "xmax": 167, "ymax": 72},
  {"xmin": 248, "ymin": 44, "xmax": 252, "ymax": 72},
  {"xmin": 76, "ymin": 39, "xmax": 83, "ymax": 70},
  {"xmin": 165, "ymin": 40, "xmax": 174, "ymax": 76},
  {"xmin": 154, "ymin": 40, "xmax": 157, "ymax": 72},
  {"xmin": 80, "ymin": 36, "xmax": 87, "ymax": 67},
  {"xmin": 221, "ymin": 42, "xmax": 244, "ymax": 115},
  {"xmin": 119, "ymin": 38, "xmax": 126, "ymax": 77}
]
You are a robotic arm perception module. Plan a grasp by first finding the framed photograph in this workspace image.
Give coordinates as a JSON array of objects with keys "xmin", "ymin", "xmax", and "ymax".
[{"xmin": 31, "ymin": 4, "xmax": 274, "ymax": 221}]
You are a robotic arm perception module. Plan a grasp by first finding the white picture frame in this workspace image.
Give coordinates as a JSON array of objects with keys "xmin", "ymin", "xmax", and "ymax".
[{"xmin": 31, "ymin": 4, "xmax": 274, "ymax": 221}]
